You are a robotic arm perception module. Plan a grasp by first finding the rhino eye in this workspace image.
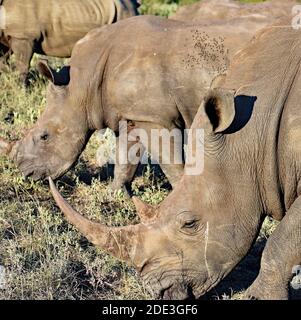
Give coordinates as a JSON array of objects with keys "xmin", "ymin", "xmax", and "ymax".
[
  {"xmin": 179, "ymin": 218, "xmax": 201, "ymax": 235},
  {"xmin": 177, "ymin": 211, "xmax": 202, "ymax": 235},
  {"xmin": 183, "ymin": 220, "xmax": 197, "ymax": 229},
  {"xmin": 40, "ymin": 133, "xmax": 49, "ymax": 141}
]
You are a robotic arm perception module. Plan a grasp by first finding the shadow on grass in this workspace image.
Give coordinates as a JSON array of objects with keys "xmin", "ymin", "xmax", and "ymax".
[{"xmin": 60, "ymin": 158, "xmax": 172, "ymax": 195}]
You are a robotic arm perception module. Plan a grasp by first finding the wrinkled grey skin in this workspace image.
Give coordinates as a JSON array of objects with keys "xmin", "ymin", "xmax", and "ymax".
[
  {"xmin": 7, "ymin": 15, "xmax": 231, "ymax": 190},
  {"xmin": 171, "ymin": 0, "xmax": 296, "ymax": 23},
  {"xmin": 50, "ymin": 21, "xmax": 301, "ymax": 300},
  {"xmin": 170, "ymin": 0, "xmax": 296, "ymax": 59},
  {"xmin": 0, "ymin": 0, "xmax": 140, "ymax": 84}
]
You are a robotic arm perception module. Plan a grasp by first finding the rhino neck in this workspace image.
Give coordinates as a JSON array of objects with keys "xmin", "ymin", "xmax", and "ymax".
[
  {"xmin": 218, "ymin": 24, "xmax": 301, "ymax": 221},
  {"xmin": 67, "ymin": 68, "xmax": 105, "ymax": 132},
  {"xmin": 83, "ymin": 73, "xmax": 120, "ymax": 133},
  {"xmin": 86, "ymin": 100, "xmax": 104, "ymax": 131},
  {"xmin": 202, "ymin": 157, "xmax": 263, "ymax": 252}
]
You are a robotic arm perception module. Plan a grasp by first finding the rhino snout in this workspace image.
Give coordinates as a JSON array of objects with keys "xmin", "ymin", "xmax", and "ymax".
[
  {"xmin": 147, "ymin": 278, "xmax": 197, "ymax": 300},
  {"xmin": 158, "ymin": 284, "xmax": 195, "ymax": 300},
  {"xmin": 9, "ymin": 143, "xmax": 47, "ymax": 180}
]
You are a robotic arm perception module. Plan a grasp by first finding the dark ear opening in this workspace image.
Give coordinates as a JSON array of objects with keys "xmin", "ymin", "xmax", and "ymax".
[
  {"xmin": 204, "ymin": 88, "xmax": 236, "ymax": 133},
  {"xmin": 204, "ymin": 96, "xmax": 221, "ymax": 132},
  {"xmin": 223, "ymin": 95, "xmax": 257, "ymax": 134},
  {"xmin": 204, "ymin": 88, "xmax": 257, "ymax": 134},
  {"xmin": 37, "ymin": 60, "xmax": 70, "ymax": 86}
]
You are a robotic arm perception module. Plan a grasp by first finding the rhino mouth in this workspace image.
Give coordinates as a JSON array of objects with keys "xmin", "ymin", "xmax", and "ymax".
[
  {"xmin": 20, "ymin": 164, "xmax": 48, "ymax": 181},
  {"xmin": 14, "ymin": 156, "xmax": 49, "ymax": 181},
  {"xmin": 157, "ymin": 284, "xmax": 196, "ymax": 300},
  {"xmin": 149, "ymin": 274, "xmax": 221, "ymax": 300},
  {"xmin": 13, "ymin": 151, "xmax": 75, "ymax": 181},
  {"xmin": 22, "ymin": 164, "xmax": 70, "ymax": 181},
  {"xmin": 145, "ymin": 276, "xmax": 200, "ymax": 300}
]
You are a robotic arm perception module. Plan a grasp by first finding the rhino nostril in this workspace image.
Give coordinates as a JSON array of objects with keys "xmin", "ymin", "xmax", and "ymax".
[
  {"xmin": 24, "ymin": 170, "xmax": 34, "ymax": 179},
  {"xmin": 158, "ymin": 284, "xmax": 173, "ymax": 300},
  {"xmin": 159, "ymin": 284, "xmax": 196, "ymax": 300},
  {"xmin": 186, "ymin": 285, "xmax": 196, "ymax": 300},
  {"xmin": 32, "ymin": 135, "xmax": 37, "ymax": 146}
]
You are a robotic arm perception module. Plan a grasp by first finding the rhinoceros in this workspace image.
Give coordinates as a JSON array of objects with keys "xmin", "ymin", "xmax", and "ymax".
[
  {"xmin": 171, "ymin": 0, "xmax": 296, "ymax": 23},
  {"xmin": 0, "ymin": 15, "xmax": 231, "ymax": 191},
  {"xmin": 49, "ymin": 20, "xmax": 301, "ymax": 299},
  {"xmin": 0, "ymin": 0, "xmax": 140, "ymax": 84},
  {"xmin": 170, "ymin": 0, "xmax": 297, "ymax": 58}
]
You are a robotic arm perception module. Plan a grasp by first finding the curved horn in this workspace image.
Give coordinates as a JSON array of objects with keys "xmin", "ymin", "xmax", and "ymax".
[
  {"xmin": 132, "ymin": 196, "xmax": 157, "ymax": 223},
  {"xmin": 0, "ymin": 138, "xmax": 14, "ymax": 156},
  {"xmin": 49, "ymin": 177, "xmax": 141, "ymax": 264}
]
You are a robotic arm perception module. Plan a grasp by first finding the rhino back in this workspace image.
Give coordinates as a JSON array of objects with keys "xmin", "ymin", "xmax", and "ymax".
[
  {"xmin": 170, "ymin": 0, "xmax": 296, "ymax": 58},
  {"xmin": 3, "ymin": 0, "xmax": 121, "ymax": 56},
  {"xmin": 171, "ymin": 0, "xmax": 296, "ymax": 23},
  {"xmin": 70, "ymin": 16, "xmax": 229, "ymax": 130}
]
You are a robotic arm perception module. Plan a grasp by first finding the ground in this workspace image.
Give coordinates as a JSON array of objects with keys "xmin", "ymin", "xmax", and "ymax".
[{"xmin": 0, "ymin": 0, "xmax": 299, "ymax": 300}]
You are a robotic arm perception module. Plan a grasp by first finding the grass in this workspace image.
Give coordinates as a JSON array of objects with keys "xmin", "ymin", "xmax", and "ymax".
[
  {"xmin": 139, "ymin": 0, "xmax": 275, "ymax": 17},
  {"xmin": 0, "ymin": 67, "xmax": 162, "ymax": 300},
  {"xmin": 0, "ymin": 0, "xmax": 297, "ymax": 300}
]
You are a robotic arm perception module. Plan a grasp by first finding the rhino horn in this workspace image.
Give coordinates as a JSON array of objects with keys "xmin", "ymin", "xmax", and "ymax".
[
  {"xmin": 49, "ymin": 177, "xmax": 141, "ymax": 264},
  {"xmin": 0, "ymin": 138, "xmax": 15, "ymax": 156},
  {"xmin": 132, "ymin": 196, "xmax": 157, "ymax": 223}
]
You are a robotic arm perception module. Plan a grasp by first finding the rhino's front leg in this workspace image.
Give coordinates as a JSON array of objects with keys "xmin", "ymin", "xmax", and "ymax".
[
  {"xmin": 0, "ymin": 43, "xmax": 10, "ymax": 72},
  {"xmin": 0, "ymin": 55, "xmax": 9, "ymax": 72},
  {"xmin": 111, "ymin": 137, "xmax": 143, "ymax": 193},
  {"xmin": 10, "ymin": 38, "xmax": 34, "ymax": 86},
  {"xmin": 136, "ymin": 122, "xmax": 184, "ymax": 188},
  {"xmin": 246, "ymin": 196, "xmax": 301, "ymax": 300}
]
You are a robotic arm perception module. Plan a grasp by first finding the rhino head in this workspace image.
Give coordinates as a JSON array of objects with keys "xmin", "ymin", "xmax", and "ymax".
[
  {"xmin": 0, "ymin": 61, "xmax": 94, "ymax": 180},
  {"xmin": 49, "ymin": 88, "xmax": 260, "ymax": 299}
]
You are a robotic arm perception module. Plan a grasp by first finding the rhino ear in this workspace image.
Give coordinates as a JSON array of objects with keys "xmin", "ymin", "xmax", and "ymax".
[
  {"xmin": 204, "ymin": 88, "xmax": 236, "ymax": 133},
  {"xmin": 37, "ymin": 60, "xmax": 70, "ymax": 86}
]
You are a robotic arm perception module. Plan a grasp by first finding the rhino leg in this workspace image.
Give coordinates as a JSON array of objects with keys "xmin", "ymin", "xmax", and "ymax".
[
  {"xmin": 111, "ymin": 137, "xmax": 142, "ymax": 193},
  {"xmin": 136, "ymin": 122, "xmax": 184, "ymax": 188},
  {"xmin": 10, "ymin": 38, "xmax": 34, "ymax": 86},
  {"xmin": 0, "ymin": 55, "xmax": 10, "ymax": 72},
  {"xmin": 112, "ymin": 121, "xmax": 184, "ymax": 191},
  {"xmin": 245, "ymin": 197, "xmax": 301, "ymax": 300},
  {"xmin": 0, "ymin": 44, "xmax": 10, "ymax": 72}
]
